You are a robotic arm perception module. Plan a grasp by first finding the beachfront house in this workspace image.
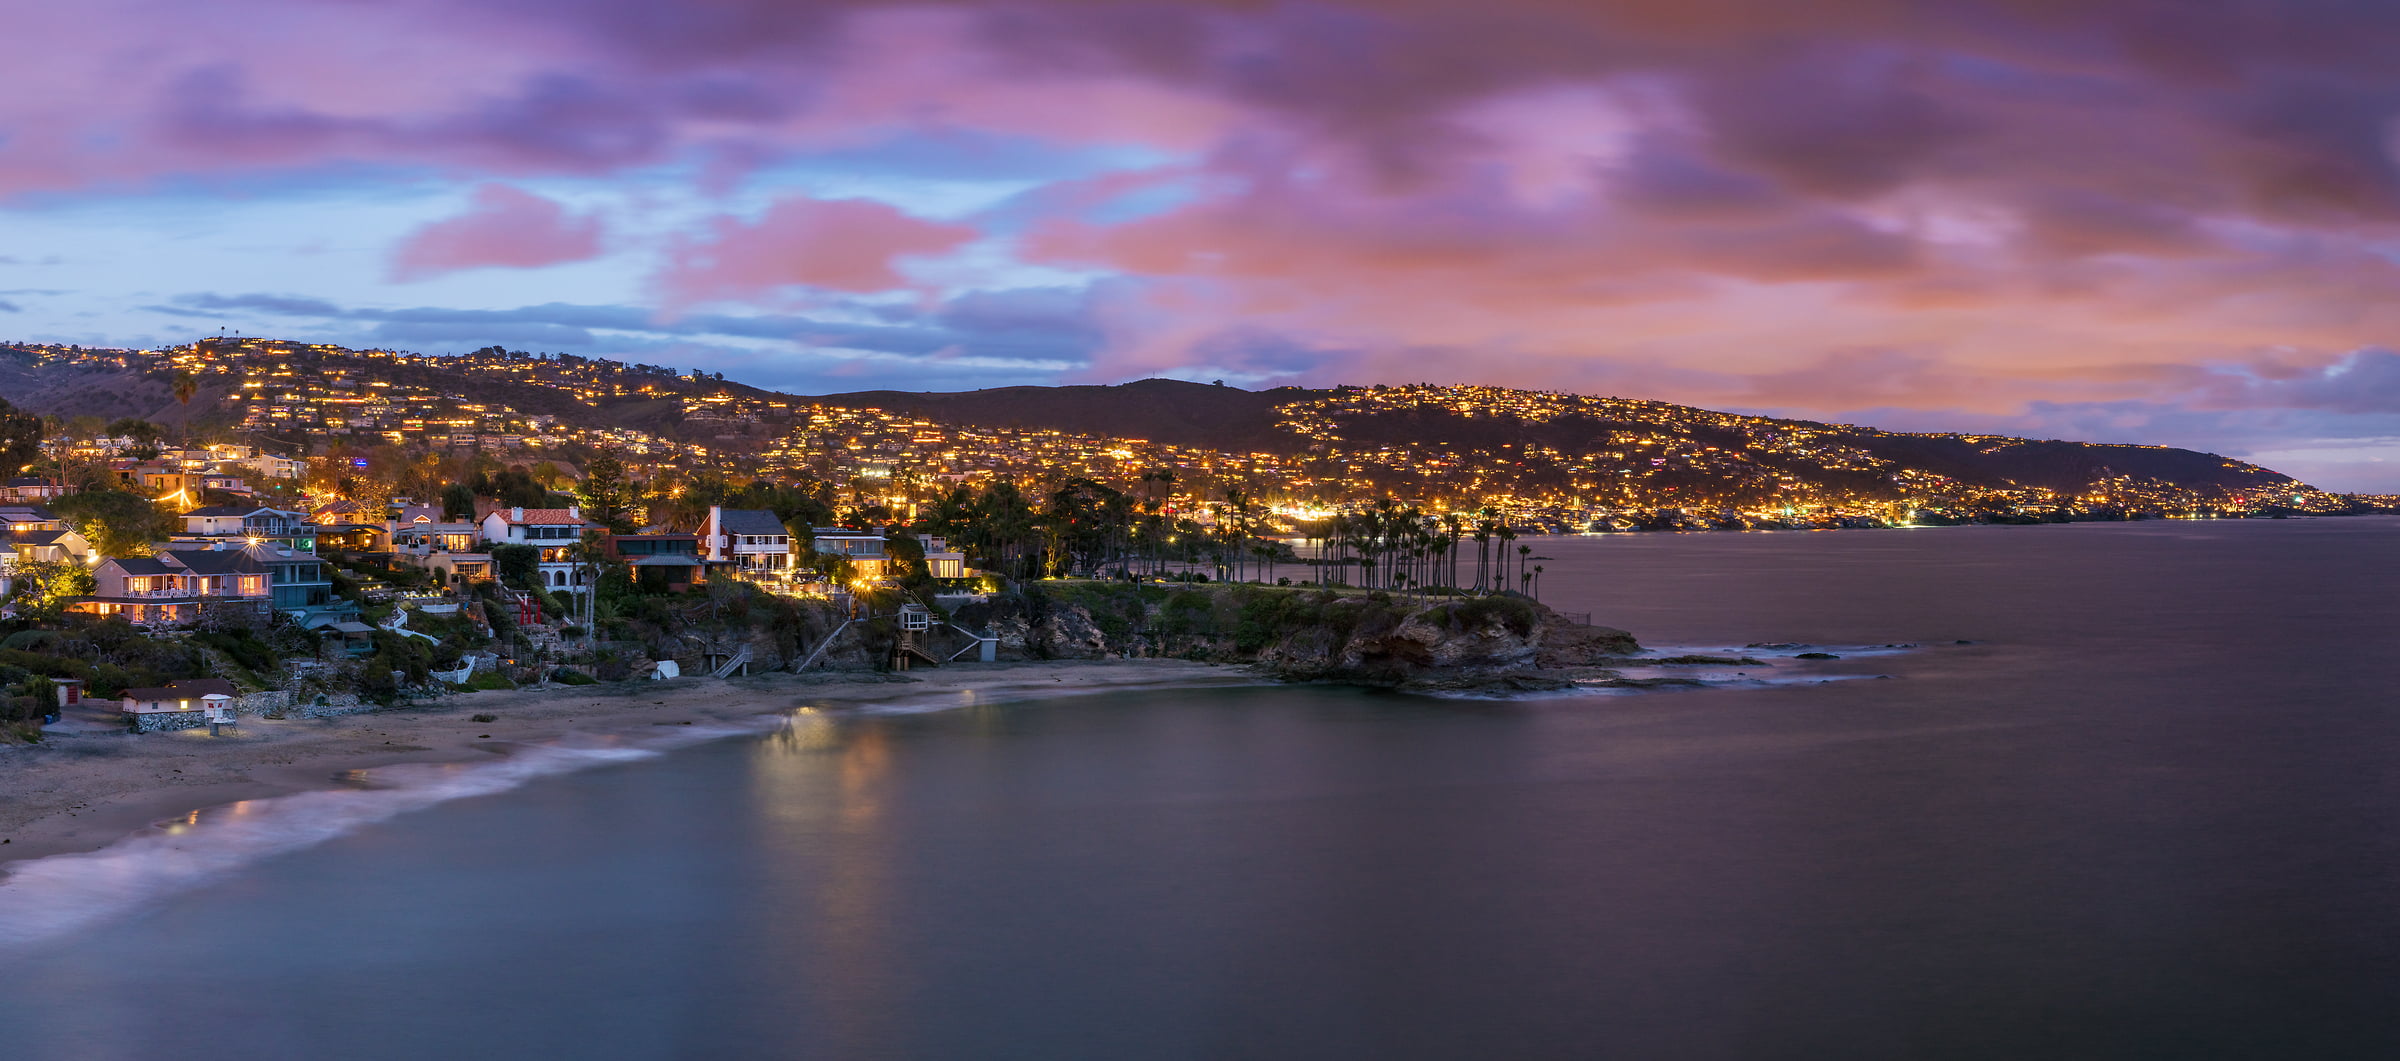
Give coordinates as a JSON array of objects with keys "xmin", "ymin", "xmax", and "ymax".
[
  {"xmin": 71, "ymin": 541, "xmax": 344, "ymax": 627},
  {"xmin": 809, "ymin": 528, "xmax": 889, "ymax": 582},
  {"xmin": 702, "ymin": 507, "xmax": 795, "ymax": 574},
  {"xmin": 918, "ymin": 535, "xmax": 968, "ymax": 579},
  {"xmin": 246, "ymin": 542, "xmax": 349, "ymax": 626},
  {"xmin": 394, "ymin": 515, "xmax": 490, "ymax": 586},
  {"xmin": 479, "ymin": 506, "xmax": 595, "ymax": 593},
  {"xmin": 604, "ymin": 532, "xmax": 703, "ymax": 592},
  {"xmin": 74, "ymin": 549, "xmax": 270, "ymax": 626}
]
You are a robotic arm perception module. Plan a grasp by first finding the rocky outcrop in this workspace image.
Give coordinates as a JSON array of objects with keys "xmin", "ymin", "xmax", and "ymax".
[
  {"xmin": 954, "ymin": 585, "xmax": 1638, "ymax": 692},
  {"xmin": 1255, "ymin": 595, "xmax": 1638, "ymax": 691}
]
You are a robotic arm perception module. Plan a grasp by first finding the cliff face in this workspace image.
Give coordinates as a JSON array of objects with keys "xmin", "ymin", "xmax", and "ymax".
[{"xmin": 951, "ymin": 585, "xmax": 1638, "ymax": 691}]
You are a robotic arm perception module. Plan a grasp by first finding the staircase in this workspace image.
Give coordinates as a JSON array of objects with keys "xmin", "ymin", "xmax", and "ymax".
[
  {"xmin": 793, "ymin": 619, "xmax": 856, "ymax": 673},
  {"xmin": 710, "ymin": 644, "xmax": 753, "ymax": 678}
]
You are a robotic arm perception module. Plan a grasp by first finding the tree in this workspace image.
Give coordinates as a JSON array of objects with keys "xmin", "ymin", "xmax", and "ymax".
[
  {"xmin": 51, "ymin": 490, "xmax": 175, "ymax": 557},
  {"xmin": 474, "ymin": 466, "xmax": 549, "ymax": 509},
  {"xmin": 170, "ymin": 369, "xmax": 202, "ymax": 446},
  {"xmin": 490, "ymin": 543, "xmax": 540, "ymax": 591},
  {"xmin": 883, "ymin": 532, "xmax": 928, "ymax": 584},
  {"xmin": 10, "ymin": 559, "xmax": 94, "ymax": 619},
  {"xmin": 440, "ymin": 482, "xmax": 477, "ymax": 521},
  {"xmin": 105, "ymin": 417, "xmax": 166, "ymax": 460},
  {"xmin": 575, "ymin": 450, "xmax": 643, "ymax": 533},
  {"xmin": 0, "ymin": 399, "xmax": 40, "ymax": 475}
]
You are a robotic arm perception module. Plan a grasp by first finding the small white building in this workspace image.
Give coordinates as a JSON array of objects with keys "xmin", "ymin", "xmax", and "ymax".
[{"xmin": 119, "ymin": 679, "xmax": 238, "ymax": 723}]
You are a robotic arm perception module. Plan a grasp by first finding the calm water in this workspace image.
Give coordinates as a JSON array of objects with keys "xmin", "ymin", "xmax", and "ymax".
[{"xmin": 5, "ymin": 519, "xmax": 2399, "ymax": 1059}]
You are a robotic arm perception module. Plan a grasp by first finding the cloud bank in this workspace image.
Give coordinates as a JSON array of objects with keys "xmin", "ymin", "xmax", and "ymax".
[{"xmin": 11, "ymin": 0, "xmax": 2400, "ymax": 486}]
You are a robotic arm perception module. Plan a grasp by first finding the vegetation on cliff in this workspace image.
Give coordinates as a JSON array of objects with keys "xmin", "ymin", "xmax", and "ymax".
[{"xmin": 954, "ymin": 581, "xmax": 1638, "ymax": 690}]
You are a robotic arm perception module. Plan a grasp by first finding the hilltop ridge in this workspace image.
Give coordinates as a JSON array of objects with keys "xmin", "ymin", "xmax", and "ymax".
[{"xmin": 0, "ymin": 338, "xmax": 2343, "ymax": 524}]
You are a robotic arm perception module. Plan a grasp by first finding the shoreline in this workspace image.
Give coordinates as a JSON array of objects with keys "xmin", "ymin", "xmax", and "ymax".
[{"xmin": 0, "ymin": 660, "xmax": 1255, "ymax": 872}]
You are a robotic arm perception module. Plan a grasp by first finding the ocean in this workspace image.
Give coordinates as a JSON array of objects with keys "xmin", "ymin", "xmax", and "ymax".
[{"xmin": 3, "ymin": 517, "xmax": 2398, "ymax": 1059}]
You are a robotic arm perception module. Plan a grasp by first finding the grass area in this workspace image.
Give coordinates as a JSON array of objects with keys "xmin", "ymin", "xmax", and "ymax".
[{"xmin": 459, "ymin": 671, "xmax": 516, "ymax": 692}]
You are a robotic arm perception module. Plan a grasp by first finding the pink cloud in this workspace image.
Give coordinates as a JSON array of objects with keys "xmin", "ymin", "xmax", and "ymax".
[
  {"xmin": 388, "ymin": 184, "xmax": 604, "ymax": 281},
  {"xmin": 657, "ymin": 195, "xmax": 978, "ymax": 301}
]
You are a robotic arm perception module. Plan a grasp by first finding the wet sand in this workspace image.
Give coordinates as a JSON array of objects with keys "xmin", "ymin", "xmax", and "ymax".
[{"xmin": 0, "ymin": 660, "xmax": 1253, "ymax": 869}]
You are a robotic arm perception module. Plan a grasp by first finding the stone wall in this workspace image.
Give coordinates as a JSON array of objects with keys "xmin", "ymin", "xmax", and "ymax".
[
  {"xmin": 128, "ymin": 710, "xmax": 209, "ymax": 734},
  {"xmin": 289, "ymin": 693, "xmax": 373, "ymax": 719},
  {"xmin": 236, "ymin": 690, "xmax": 291, "ymax": 717},
  {"xmin": 235, "ymin": 690, "xmax": 374, "ymax": 719}
]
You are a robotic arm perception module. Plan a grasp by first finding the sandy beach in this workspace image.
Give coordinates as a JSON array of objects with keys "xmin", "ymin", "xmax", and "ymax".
[{"xmin": 0, "ymin": 659, "xmax": 1254, "ymax": 870}]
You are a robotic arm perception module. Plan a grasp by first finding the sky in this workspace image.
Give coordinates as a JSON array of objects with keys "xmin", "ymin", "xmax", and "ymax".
[{"xmin": 7, "ymin": 1, "xmax": 2400, "ymax": 490}]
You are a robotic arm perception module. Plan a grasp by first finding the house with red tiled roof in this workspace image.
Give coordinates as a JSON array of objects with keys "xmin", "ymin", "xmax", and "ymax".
[{"xmin": 479, "ymin": 506, "xmax": 596, "ymax": 593}]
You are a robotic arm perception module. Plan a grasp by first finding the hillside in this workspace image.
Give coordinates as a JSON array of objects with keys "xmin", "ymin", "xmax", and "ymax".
[
  {"xmin": 0, "ymin": 349, "xmax": 214, "ymax": 427},
  {"xmin": 811, "ymin": 379, "xmax": 1328, "ymax": 451},
  {"xmin": 0, "ymin": 340, "xmax": 2332, "ymax": 520},
  {"xmin": 819, "ymin": 380, "xmax": 2300, "ymax": 500}
]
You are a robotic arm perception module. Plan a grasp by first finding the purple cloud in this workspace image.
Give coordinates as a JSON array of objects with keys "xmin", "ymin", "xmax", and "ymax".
[{"xmin": 389, "ymin": 184, "xmax": 604, "ymax": 282}]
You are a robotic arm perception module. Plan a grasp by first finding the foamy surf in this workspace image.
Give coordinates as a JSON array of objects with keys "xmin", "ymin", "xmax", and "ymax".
[
  {"xmin": 0, "ymin": 678, "xmax": 1258, "ymax": 951},
  {"xmin": 0, "ymin": 724, "xmax": 782, "ymax": 951}
]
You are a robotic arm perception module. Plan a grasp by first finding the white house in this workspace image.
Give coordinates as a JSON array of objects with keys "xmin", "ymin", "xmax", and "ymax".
[
  {"xmin": 479, "ymin": 506, "xmax": 595, "ymax": 593},
  {"xmin": 179, "ymin": 504, "xmax": 306, "ymax": 538},
  {"xmin": 246, "ymin": 455, "xmax": 306, "ymax": 480},
  {"xmin": 703, "ymin": 507, "xmax": 794, "ymax": 573},
  {"xmin": 918, "ymin": 535, "xmax": 968, "ymax": 579}
]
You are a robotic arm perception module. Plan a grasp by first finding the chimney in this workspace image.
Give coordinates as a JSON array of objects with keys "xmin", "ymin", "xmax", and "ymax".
[
  {"xmin": 568, "ymin": 506, "xmax": 580, "ymax": 519},
  {"xmin": 511, "ymin": 506, "xmax": 524, "ymax": 521}
]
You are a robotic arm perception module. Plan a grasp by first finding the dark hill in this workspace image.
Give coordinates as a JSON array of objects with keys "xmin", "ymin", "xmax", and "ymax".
[
  {"xmin": 804, "ymin": 379, "xmax": 2302, "ymax": 495},
  {"xmin": 812, "ymin": 379, "xmax": 1332, "ymax": 450},
  {"xmin": 1848, "ymin": 435, "xmax": 2288, "ymax": 492}
]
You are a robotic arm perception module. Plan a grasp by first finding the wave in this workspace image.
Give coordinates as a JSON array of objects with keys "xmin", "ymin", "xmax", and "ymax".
[
  {"xmin": 0, "ymin": 676, "xmax": 1264, "ymax": 950},
  {"xmin": 0, "ymin": 722, "xmax": 779, "ymax": 951}
]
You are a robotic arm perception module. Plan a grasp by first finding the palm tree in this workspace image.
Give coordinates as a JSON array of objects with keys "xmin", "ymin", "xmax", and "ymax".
[
  {"xmin": 171, "ymin": 369, "xmax": 199, "ymax": 447},
  {"xmin": 1442, "ymin": 513, "xmax": 1464, "ymax": 593},
  {"xmin": 1472, "ymin": 522, "xmax": 1492, "ymax": 593}
]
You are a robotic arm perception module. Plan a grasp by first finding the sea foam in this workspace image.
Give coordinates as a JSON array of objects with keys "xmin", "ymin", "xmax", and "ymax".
[{"xmin": 0, "ymin": 722, "xmax": 782, "ymax": 950}]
